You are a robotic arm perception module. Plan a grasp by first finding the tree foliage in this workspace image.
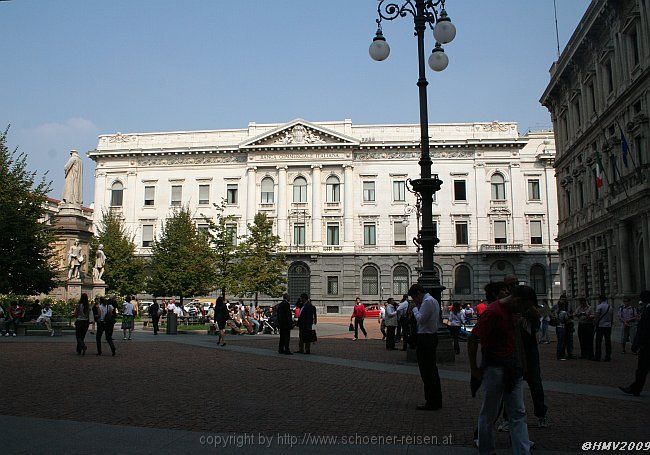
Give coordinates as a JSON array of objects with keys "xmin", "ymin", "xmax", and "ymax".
[
  {"xmin": 0, "ymin": 127, "xmax": 57, "ymax": 295},
  {"xmin": 90, "ymin": 210, "xmax": 145, "ymax": 297},
  {"xmin": 203, "ymin": 199, "xmax": 238, "ymax": 298},
  {"xmin": 147, "ymin": 207, "xmax": 217, "ymax": 304},
  {"xmin": 233, "ymin": 212, "xmax": 286, "ymax": 305}
]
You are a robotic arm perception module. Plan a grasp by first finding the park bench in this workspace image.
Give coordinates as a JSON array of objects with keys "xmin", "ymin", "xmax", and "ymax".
[{"xmin": 15, "ymin": 321, "xmax": 69, "ymax": 336}]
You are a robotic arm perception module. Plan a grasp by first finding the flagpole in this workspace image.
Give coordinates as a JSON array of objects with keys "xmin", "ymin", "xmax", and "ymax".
[
  {"xmin": 615, "ymin": 119, "xmax": 641, "ymax": 174},
  {"xmin": 553, "ymin": 0, "xmax": 561, "ymax": 59}
]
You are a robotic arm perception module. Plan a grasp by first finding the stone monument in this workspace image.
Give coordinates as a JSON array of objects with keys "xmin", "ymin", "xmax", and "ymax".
[{"xmin": 50, "ymin": 150, "xmax": 105, "ymax": 300}]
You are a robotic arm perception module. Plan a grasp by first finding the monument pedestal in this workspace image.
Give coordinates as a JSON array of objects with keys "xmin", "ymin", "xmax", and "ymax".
[
  {"xmin": 92, "ymin": 281, "xmax": 108, "ymax": 300},
  {"xmin": 66, "ymin": 279, "xmax": 82, "ymax": 301}
]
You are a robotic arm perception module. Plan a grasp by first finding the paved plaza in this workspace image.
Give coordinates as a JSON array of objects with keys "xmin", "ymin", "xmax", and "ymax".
[{"xmin": 2, "ymin": 319, "xmax": 648, "ymax": 454}]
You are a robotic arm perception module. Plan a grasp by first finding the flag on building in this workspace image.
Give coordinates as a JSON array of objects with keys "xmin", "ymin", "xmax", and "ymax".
[
  {"xmin": 594, "ymin": 151, "xmax": 605, "ymax": 188},
  {"xmin": 621, "ymin": 130, "xmax": 630, "ymax": 168}
]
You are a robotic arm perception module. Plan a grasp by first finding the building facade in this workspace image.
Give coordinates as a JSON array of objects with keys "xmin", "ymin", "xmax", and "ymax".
[
  {"xmin": 541, "ymin": 0, "xmax": 650, "ymax": 307},
  {"xmin": 89, "ymin": 119, "xmax": 559, "ymax": 312}
]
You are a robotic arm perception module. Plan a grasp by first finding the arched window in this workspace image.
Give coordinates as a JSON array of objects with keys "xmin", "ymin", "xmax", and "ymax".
[
  {"xmin": 110, "ymin": 181, "xmax": 123, "ymax": 207},
  {"xmin": 293, "ymin": 177, "xmax": 307, "ymax": 203},
  {"xmin": 393, "ymin": 265, "xmax": 410, "ymax": 296},
  {"xmin": 530, "ymin": 265, "xmax": 547, "ymax": 295},
  {"xmin": 491, "ymin": 173, "xmax": 506, "ymax": 200},
  {"xmin": 454, "ymin": 265, "xmax": 472, "ymax": 295},
  {"xmin": 362, "ymin": 265, "xmax": 379, "ymax": 295},
  {"xmin": 326, "ymin": 175, "xmax": 340, "ymax": 203},
  {"xmin": 261, "ymin": 177, "xmax": 274, "ymax": 204}
]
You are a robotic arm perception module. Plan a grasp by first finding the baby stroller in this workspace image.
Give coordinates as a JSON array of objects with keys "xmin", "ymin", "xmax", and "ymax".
[{"xmin": 262, "ymin": 315, "xmax": 278, "ymax": 334}]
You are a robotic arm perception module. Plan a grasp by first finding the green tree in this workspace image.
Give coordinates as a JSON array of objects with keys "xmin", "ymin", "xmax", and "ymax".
[
  {"xmin": 0, "ymin": 127, "xmax": 57, "ymax": 295},
  {"xmin": 233, "ymin": 212, "xmax": 286, "ymax": 306},
  {"xmin": 203, "ymin": 199, "xmax": 239, "ymax": 298},
  {"xmin": 147, "ymin": 207, "xmax": 216, "ymax": 305},
  {"xmin": 90, "ymin": 210, "xmax": 145, "ymax": 297}
]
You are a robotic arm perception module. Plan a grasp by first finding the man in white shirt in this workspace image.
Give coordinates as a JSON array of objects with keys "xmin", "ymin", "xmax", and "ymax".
[
  {"xmin": 408, "ymin": 283, "xmax": 442, "ymax": 411},
  {"xmin": 594, "ymin": 294, "xmax": 613, "ymax": 362},
  {"xmin": 122, "ymin": 298, "xmax": 135, "ymax": 341},
  {"xmin": 396, "ymin": 295, "xmax": 410, "ymax": 351},
  {"xmin": 96, "ymin": 298, "xmax": 116, "ymax": 356},
  {"xmin": 36, "ymin": 303, "xmax": 54, "ymax": 336}
]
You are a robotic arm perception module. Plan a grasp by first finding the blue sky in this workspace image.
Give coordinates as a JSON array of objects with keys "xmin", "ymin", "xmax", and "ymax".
[{"xmin": 0, "ymin": 0, "xmax": 589, "ymax": 204}]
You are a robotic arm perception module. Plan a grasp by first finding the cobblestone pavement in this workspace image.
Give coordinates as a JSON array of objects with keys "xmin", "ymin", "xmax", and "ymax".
[{"xmin": 1, "ymin": 326, "xmax": 647, "ymax": 454}]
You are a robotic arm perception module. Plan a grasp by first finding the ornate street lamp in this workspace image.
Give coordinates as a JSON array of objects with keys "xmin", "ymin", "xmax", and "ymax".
[{"xmin": 369, "ymin": 0, "xmax": 455, "ymax": 302}]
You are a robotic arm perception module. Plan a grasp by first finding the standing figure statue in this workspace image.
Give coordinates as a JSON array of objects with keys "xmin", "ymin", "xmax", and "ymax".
[
  {"xmin": 93, "ymin": 244, "xmax": 106, "ymax": 281},
  {"xmin": 62, "ymin": 150, "xmax": 83, "ymax": 205},
  {"xmin": 67, "ymin": 239, "xmax": 85, "ymax": 280}
]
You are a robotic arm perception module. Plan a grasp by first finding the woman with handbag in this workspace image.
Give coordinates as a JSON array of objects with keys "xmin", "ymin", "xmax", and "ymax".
[{"xmin": 74, "ymin": 293, "xmax": 90, "ymax": 355}]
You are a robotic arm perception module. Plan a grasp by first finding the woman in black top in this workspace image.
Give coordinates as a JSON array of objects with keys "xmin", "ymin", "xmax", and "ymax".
[{"xmin": 214, "ymin": 297, "xmax": 229, "ymax": 347}]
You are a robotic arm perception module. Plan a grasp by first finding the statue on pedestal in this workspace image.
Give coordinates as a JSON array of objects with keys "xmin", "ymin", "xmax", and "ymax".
[
  {"xmin": 93, "ymin": 244, "xmax": 106, "ymax": 282},
  {"xmin": 67, "ymin": 239, "xmax": 85, "ymax": 280},
  {"xmin": 62, "ymin": 150, "xmax": 83, "ymax": 205}
]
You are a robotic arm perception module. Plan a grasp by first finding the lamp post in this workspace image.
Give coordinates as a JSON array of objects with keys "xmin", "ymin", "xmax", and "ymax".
[
  {"xmin": 370, "ymin": 0, "xmax": 456, "ymax": 302},
  {"xmin": 403, "ymin": 179, "xmax": 423, "ymax": 269}
]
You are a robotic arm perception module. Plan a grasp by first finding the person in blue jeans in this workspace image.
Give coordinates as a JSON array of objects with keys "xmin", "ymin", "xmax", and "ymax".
[{"xmin": 469, "ymin": 287, "xmax": 531, "ymax": 455}]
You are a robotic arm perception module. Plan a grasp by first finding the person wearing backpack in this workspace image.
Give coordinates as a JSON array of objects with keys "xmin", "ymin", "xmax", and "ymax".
[{"xmin": 594, "ymin": 294, "xmax": 613, "ymax": 362}]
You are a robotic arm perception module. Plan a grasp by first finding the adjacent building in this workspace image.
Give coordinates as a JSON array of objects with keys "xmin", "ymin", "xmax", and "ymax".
[
  {"xmin": 89, "ymin": 119, "xmax": 559, "ymax": 312},
  {"xmin": 541, "ymin": 0, "xmax": 650, "ymax": 307}
]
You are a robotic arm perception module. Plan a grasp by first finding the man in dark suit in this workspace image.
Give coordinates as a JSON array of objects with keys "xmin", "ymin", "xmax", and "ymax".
[
  {"xmin": 296, "ymin": 293, "xmax": 317, "ymax": 354},
  {"xmin": 148, "ymin": 299, "xmax": 160, "ymax": 335},
  {"xmin": 277, "ymin": 293, "xmax": 293, "ymax": 355}
]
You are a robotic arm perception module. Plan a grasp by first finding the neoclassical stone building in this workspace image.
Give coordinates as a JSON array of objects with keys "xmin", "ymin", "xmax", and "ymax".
[
  {"xmin": 89, "ymin": 119, "xmax": 559, "ymax": 312},
  {"xmin": 541, "ymin": 0, "xmax": 650, "ymax": 307}
]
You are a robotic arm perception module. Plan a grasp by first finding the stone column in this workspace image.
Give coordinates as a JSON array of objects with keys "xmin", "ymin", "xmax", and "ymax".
[
  {"xmin": 606, "ymin": 231, "xmax": 617, "ymax": 296},
  {"xmin": 343, "ymin": 164, "xmax": 354, "ymax": 243},
  {"xmin": 643, "ymin": 213, "xmax": 650, "ymax": 289},
  {"xmin": 618, "ymin": 221, "xmax": 632, "ymax": 295},
  {"xmin": 246, "ymin": 166, "xmax": 257, "ymax": 227},
  {"xmin": 311, "ymin": 165, "xmax": 322, "ymax": 244},
  {"xmin": 277, "ymin": 165, "xmax": 288, "ymax": 244}
]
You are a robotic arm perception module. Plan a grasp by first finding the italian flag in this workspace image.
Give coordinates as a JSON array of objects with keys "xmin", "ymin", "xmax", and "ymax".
[{"xmin": 594, "ymin": 152, "xmax": 604, "ymax": 188}]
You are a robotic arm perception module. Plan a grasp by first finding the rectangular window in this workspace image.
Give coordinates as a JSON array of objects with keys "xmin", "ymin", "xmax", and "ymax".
[
  {"xmin": 326, "ymin": 224, "xmax": 340, "ymax": 246},
  {"xmin": 530, "ymin": 220, "xmax": 543, "ymax": 245},
  {"xmin": 363, "ymin": 181, "xmax": 375, "ymax": 202},
  {"xmin": 433, "ymin": 220, "xmax": 438, "ymax": 240},
  {"xmin": 588, "ymin": 82, "xmax": 596, "ymax": 114},
  {"xmin": 198, "ymin": 184, "xmax": 210, "ymax": 205},
  {"xmin": 170, "ymin": 185, "xmax": 182, "ymax": 206},
  {"xmin": 636, "ymin": 136, "xmax": 645, "ymax": 165},
  {"xmin": 527, "ymin": 179, "xmax": 541, "ymax": 201},
  {"xmin": 566, "ymin": 190, "xmax": 571, "ymax": 214},
  {"xmin": 573, "ymin": 98, "xmax": 582, "ymax": 128},
  {"xmin": 394, "ymin": 221, "xmax": 407, "ymax": 246},
  {"xmin": 225, "ymin": 223, "xmax": 237, "ymax": 246},
  {"xmin": 326, "ymin": 181, "xmax": 340, "ymax": 203},
  {"xmin": 144, "ymin": 186, "xmax": 155, "ymax": 206},
  {"xmin": 226, "ymin": 184, "xmax": 238, "ymax": 204},
  {"xmin": 142, "ymin": 224, "xmax": 153, "ymax": 247},
  {"xmin": 454, "ymin": 180, "xmax": 467, "ymax": 201},
  {"xmin": 631, "ymin": 28, "xmax": 640, "ymax": 66},
  {"xmin": 494, "ymin": 220, "xmax": 507, "ymax": 244},
  {"xmin": 455, "ymin": 221, "xmax": 468, "ymax": 245},
  {"xmin": 606, "ymin": 59, "xmax": 614, "ymax": 94},
  {"xmin": 197, "ymin": 223, "xmax": 209, "ymax": 235},
  {"xmin": 327, "ymin": 276, "xmax": 339, "ymax": 295},
  {"xmin": 393, "ymin": 180, "xmax": 406, "ymax": 202},
  {"xmin": 363, "ymin": 223, "xmax": 376, "ymax": 246},
  {"xmin": 293, "ymin": 224, "xmax": 305, "ymax": 246},
  {"xmin": 578, "ymin": 182, "xmax": 585, "ymax": 208}
]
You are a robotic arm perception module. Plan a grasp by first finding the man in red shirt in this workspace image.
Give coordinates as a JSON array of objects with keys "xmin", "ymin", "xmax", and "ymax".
[
  {"xmin": 7, "ymin": 302, "xmax": 26, "ymax": 337},
  {"xmin": 350, "ymin": 297, "xmax": 367, "ymax": 341},
  {"xmin": 476, "ymin": 300, "xmax": 487, "ymax": 317},
  {"xmin": 468, "ymin": 289, "xmax": 530, "ymax": 455}
]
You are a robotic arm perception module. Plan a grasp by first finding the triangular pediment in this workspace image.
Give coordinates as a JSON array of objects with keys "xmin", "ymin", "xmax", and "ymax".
[{"xmin": 239, "ymin": 119, "xmax": 359, "ymax": 149}]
